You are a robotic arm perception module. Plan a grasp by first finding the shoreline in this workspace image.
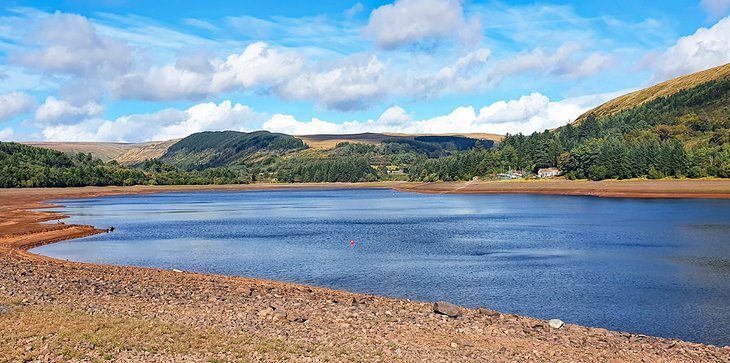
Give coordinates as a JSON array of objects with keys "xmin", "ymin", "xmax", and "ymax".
[{"xmin": 1, "ymin": 180, "xmax": 730, "ymax": 361}]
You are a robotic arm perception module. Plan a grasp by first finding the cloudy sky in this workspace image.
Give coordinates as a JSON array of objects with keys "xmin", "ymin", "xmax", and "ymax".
[{"xmin": 0, "ymin": 0, "xmax": 728, "ymax": 142}]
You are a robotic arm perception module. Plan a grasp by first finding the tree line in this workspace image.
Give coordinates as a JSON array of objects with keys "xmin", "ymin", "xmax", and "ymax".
[
  {"xmin": 0, "ymin": 142, "xmax": 251, "ymax": 188},
  {"xmin": 408, "ymin": 77, "xmax": 730, "ymax": 181}
]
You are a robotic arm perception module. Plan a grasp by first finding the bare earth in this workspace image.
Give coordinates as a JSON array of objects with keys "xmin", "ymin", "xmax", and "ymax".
[{"xmin": 1, "ymin": 180, "xmax": 730, "ymax": 362}]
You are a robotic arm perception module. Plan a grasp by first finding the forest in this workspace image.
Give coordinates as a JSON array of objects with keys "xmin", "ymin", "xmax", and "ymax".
[
  {"xmin": 408, "ymin": 77, "xmax": 730, "ymax": 181},
  {"xmin": 0, "ymin": 142, "xmax": 251, "ymax": 188}
]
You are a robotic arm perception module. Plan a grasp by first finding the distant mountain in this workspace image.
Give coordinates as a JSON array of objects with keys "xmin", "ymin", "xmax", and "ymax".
[
  {"xmin": 159, "ymin": 130, "xmax": 307, "ymax": 171},
  {"xmin": 575, "ymin": 62, "xmax": 730, "ymax": 123},
  {"xmin": 297, "ymin": 132, "xmax": 503, "ymax": 149},
  {"xmin": 25, "ymin": 132, "xmax": 503, "ymax": 166}
]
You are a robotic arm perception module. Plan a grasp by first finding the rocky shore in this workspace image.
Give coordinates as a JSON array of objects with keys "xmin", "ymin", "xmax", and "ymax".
[{"xmin": 1, "ymin": 184, "xmax": 729, "ymax": 362}]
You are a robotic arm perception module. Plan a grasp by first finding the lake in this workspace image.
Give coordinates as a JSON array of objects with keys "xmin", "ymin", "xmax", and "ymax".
[{"xmin": 32, "ymin": 189, "xmax": 730, "ymax": 346}]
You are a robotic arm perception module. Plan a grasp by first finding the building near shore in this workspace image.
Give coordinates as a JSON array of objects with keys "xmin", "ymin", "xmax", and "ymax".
[{"xmin": 538, "ymin": 167, "xmax": 560, "ymax": 178}]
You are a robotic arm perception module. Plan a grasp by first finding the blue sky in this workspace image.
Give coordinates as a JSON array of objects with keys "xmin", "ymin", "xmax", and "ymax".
[{"xmin": 0, "ymin": 0, "xmax": 728, "ymax": 142}]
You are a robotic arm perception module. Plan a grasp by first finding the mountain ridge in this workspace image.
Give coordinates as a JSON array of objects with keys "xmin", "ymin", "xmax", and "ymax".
[{"xmin": 575, "ymin": 62, "xmax": 730, "ymax": 123}]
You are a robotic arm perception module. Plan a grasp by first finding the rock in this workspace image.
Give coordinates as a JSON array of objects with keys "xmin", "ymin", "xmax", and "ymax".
[
  {"xmin": 433, "ymin": 301, "xmax": 462, "ymax": 317},
  {"xmin": 548, "ymin": 319, "xmax": 565, "ymax": 329},
  {"xmin": 0, "ymin": 305, "xmax": 12, "ymax": 314},
  {"xmin": 236, "ymin": 287, "xmax": 252, "ymax": 297},
  {"xmin": 287, "ymin": 314, "xmax": 308, "ymax": 323},
  {"xmin": 477, "ymin": 308, "xmax": 500, "ymax": 317}
]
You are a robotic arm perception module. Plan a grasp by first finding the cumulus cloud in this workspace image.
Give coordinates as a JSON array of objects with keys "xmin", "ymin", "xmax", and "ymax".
[
  {"xmin": 647, "ymin": 16, "xmax": 730, "ymax": 82},
  {"xmin": 40, "ymin": 100, "xmax": 263, "ymax": 142},
  {"xmin": 365, "ymin": 0, "xmax": 482, "ymax": 50},
  {"xmin": 701, "ymin": 0, "xmax": 730, "ymax": 18},
  {"xmin": 490, "ymin": 42, "xmax": 613, "ymax": 81},
  {"xmin": 9, "ymin": 12, "xmax": 134, "ymax": 79},
  {"xmin": 0, "ymin": 92, "xmax": 36, "ymax": 122},
  {"xmin": 113, "ymin": 42, "xmax": 304, "ymax": 101},
  {"xmin": 211, "ymin": 42, "xmax": 304, "ymax": 93},
  {"xmin": 274, "ymin": 54, "xmax": 389, "ymax": 111},
  {"xmin": 34, "ymin": 96, "xmax": 105, "ymax": 124},
  {"xmin": 413, "ymin": 48, "xmax": 492, "ymax": 97},
  {"xmin": 263, "ymin": 91, "xmax": 620, "ymax": 136},
  {"xmin": 7, "ymin": 12, "xmax": 136, "ymax": 103}
]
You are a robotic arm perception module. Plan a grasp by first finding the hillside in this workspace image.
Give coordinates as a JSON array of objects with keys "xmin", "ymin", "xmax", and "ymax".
[
  {"xmin": 115, "ymin": 139, "xmax": 180, "ymax": 166},
  {"xmin": 21, "ymin": 142, "xmax": 140, "ymax": 162},
  {"xmin": 575, "ymin": 62, "xmax": 730, "ymax": 123},
  {"xmin": 0, "ymin": 141, "xmax": 251, "ymax": 187},
  {"xmin": 409, "ymin": 64, "xmax": 730, "ymax": 181},
  {"xmin": 160, "ymin": 130, "xmax": 307, "ymax": 171},
  {"xmin": 22, "ymin": 140, "xmax": 179, "ymax": 165},
  {"xmin": 297, "ymin": 132, "xmax": 503, "ymax": 149}
]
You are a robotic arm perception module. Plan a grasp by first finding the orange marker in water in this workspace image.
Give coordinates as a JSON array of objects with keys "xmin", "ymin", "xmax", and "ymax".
[{"xmin": 350, "ymin": 239, "xmax": 355, "ymax": 247}]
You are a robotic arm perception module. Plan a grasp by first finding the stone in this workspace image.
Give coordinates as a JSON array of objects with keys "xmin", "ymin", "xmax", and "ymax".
[
  {"xmin": 477, "ymin": 308, "xmax": 500, "ymax": 317},
  {"xmin": 433, "ymin": 301, "xmax": 462, "ymax": 317},
  {"xmin": 0, "ymin": 305, "xmax": 12, "ymax": 315},
  {"xmin": 548, "ymin": 319, "xmax": 565, "ymax": 329},
  {"xmin": 236, "ymin": 287, "xmax": 252, "ymax": 297},
  {"xmin": 287, "ymin": 314, "xmax": 308, "ymax": 323}
]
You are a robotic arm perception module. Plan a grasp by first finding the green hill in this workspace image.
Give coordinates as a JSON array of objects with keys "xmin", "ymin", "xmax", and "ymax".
[
  {"xmin": 160, "ymin": 130, "xmax": 307, "ymax": 171},
  {"xmin": 0, "ymin": 141, "xmax": 251, "ymax": 187},
  {"xmin": 408, "ymin": 64, "xmax": 730, "ymax": 181},
  {"xmin": 575, "ymin": 63, "xmax": 730, "ymax": 123}
]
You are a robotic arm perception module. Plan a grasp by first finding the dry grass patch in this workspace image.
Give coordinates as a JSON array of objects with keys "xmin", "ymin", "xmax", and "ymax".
[{"xmin": 0, "ymin": 299, "xmax": 327, "ymax": 362}]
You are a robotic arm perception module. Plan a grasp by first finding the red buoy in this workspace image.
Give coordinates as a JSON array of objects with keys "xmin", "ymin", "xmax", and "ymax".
[{"xmin": 350, "ymin": 239, "xmax": 355, "ymax": 247}]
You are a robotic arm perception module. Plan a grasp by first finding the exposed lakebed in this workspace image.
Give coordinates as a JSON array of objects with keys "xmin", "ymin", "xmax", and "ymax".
[{"xmin": 33, "ymin": 189, "xmax": 730, "ymax": 345}]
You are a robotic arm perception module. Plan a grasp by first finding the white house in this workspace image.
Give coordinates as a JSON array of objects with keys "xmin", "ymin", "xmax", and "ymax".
[{"xmin": 538, "ymin": 167, "xmax": 560, "ymax": 178}]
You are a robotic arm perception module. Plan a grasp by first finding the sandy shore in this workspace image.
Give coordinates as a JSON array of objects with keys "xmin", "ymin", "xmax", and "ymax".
[{"xmin": 1, "ymin": 180, "xmax": 730, "ymax": 361}]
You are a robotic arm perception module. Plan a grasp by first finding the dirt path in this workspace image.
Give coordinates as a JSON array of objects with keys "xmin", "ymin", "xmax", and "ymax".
[{"xmin": 1, "ymin": 182, "xmax": 729, "ymax": 361}]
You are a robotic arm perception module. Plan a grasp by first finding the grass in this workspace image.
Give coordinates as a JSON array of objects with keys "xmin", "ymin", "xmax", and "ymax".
[
  {"xmin": 575, "ymin": 62, "xmax": 730, "ymax": 122},
  {"xmin": 0, "ymin": 297, "xmax": 330, "ymax": 362}
]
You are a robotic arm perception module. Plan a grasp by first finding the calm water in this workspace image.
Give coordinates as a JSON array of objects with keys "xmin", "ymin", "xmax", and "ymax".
[{"xmin": 33, "ymin": 189, "xmax": 730, "ymax": 345}]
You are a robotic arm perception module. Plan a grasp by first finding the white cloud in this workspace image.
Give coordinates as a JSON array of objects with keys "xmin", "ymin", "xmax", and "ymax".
[
  {"xmin": 0, "ymin": 92, "xmax": 35, "ymax": 122},
  {"xmin": 0, "ymin": 127, "xmax": 14, "ymax": 141},
  {"xmin": 9, "ymin": 12, "xmax": 134, "ymax": 79},
  {"xmin": 113, "ymin": 42, "xmax": 304, "ymax": 101},
  {"xmin": 413, "ymin": 48, "xmax": 492, "ymax": 97},
  {"xmin": 701, "ymin": 0, "xmax": 730, "ymax": 18},
  {"xmin": 34, "ymin": 96, "xmax": 105, "ymax": 124},
  {"xmin": 263, "ymin": 91, "xmax": 620, "ymax": 136},
  {"xmin": 490, "ymin": 42, "xmax": 613, "ymax": 80},
  {"xmin": 647, "ymin": 16, "xmax": 730, "ymax": 82},
  {"xmin": 274, "ymin": 54, "xmax": 389, "ymax": 111},
  {"xmin": 35, "ymin": 89, "xmax": 624, "ymax": 142},
  {"xmin": 151, "ymin": 101, "xmax": 263, "ymax": 141},
  {"xmin": 210, "ymin": 42, "xmax": 304, "ymax": 93},
  {"xmin": 365, "ymin": 0, "xmax": 482, "ymax": 50},
  {"xmin": 40, "ymin": 100, "xmax": 263, "ymax": 142}
]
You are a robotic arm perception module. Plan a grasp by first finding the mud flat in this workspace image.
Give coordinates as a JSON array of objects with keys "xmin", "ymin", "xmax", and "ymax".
[{"xmin": 1, "ymin": 182, "xmax": 729, "ymax": 361}]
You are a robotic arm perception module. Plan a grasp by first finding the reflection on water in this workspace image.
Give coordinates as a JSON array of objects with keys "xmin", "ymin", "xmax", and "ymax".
[{"xmin": 33, "ymin": 189, "xmax": 730, "ymax": 346}]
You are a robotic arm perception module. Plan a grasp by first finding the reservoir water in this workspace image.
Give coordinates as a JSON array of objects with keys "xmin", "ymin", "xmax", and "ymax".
[{"xmin": 32, "ymin": 189, "xmax": 730, "ymax": 345}]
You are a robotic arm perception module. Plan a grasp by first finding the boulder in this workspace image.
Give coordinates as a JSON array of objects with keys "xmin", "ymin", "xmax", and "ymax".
[
  {"xmin": 433, "ymin": 301, "xmax": 462, "ymax": 317},
  {"xmin": 548, "ymin": 319, "xmax": 565, "ymax": 329}
]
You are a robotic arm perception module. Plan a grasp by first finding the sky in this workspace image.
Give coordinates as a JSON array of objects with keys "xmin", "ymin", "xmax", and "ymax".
[{"xmin": 0, "ymin": 0, "xmax": 728, "ymax": 142}]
